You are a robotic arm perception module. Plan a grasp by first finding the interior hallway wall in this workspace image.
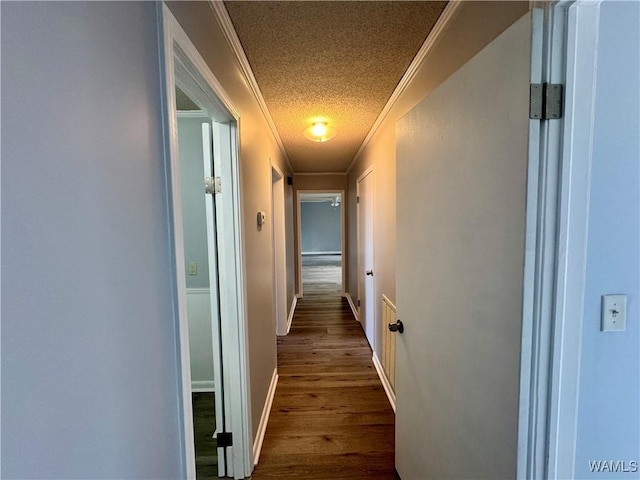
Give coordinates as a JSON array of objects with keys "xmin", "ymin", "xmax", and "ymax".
[
  {"xmin": 573, "ymin": 1, "xmax": 640, "ymax": 474},
  {"xmin": 346, "ymin": 1, "xmax": 529, "ymax": 358},
  {"xmin": 178, "ymin": 115, "xmax": 211, "ymax": 289},
  {"xmin": 167, "ymin": 1, "xmax": 294, "ymax": 443},
  {"xmin": 1, "ymin": 2, "xmax": 182, "ymax": 477}
]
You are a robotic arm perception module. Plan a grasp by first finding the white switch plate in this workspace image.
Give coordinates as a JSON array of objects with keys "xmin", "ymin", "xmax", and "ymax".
[
  {"xmin": 188, "ymin": 262, "xmax": 198, "ymax": 275},
  {"xmin": 601, "ymin": 294, "xmax": 627, "ymax": 331}
]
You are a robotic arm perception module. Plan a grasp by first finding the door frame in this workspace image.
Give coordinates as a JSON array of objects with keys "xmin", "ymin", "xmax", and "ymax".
[
  {"xmin": 516, "ymin": 2, "xmax": 599, "ymax": 478},
  {"xmin": 296, "ymin": 189, "xmax": 346, "ymax": 296},
  {"xmin": 271, "ymin": 162, "xmax": 288, "ymax": 336},
  {"xmin": 158, "ymin": 5, "xmax": 252, "ymax": 478},
  {"xmin": 356, "ymin": 166, "xmax": 375, "ymax": 345}
]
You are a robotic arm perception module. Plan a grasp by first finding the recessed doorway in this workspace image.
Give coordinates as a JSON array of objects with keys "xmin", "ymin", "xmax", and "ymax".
[{"xmin": 298, "ymin": 191, "xmax": 345, "ymax": 296}]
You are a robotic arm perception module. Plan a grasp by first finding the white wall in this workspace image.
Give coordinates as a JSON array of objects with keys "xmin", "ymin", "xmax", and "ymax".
[
  {"xmin": 573, "ymin": 2, "xmax": 639, "ymax": 475},
  {"xmin": 1, "ymin": 3, "xmax": 182, "ymax": 477},
  {"xmin": 346, "ymin": 1, "xmax": 530, "ymax": 358}
]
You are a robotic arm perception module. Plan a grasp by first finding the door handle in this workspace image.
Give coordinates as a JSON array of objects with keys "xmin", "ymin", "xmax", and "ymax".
[
  {"xmin": 365, "ymin": 270, "xmax": 373, "ymax": 276},
  {"xmin": 388, "ymin": 319, "xmax": 404, "ymax": 334}
]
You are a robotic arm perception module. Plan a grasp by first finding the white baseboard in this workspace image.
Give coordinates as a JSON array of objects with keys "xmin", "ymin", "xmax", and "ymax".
[
  {"xmin": 372, "ymin": 352, "xmax": 396, "ymax": 413},
  {"xmin": 285, "ymin": 295, "xmax": 299, "ymax": 334},
  {"xmin": 253, "ymin": 368, "xmax": 279, "ymax": 466},
  {"xmin": 301, "ymin": 251, "xmax": 342, "ymax": 256},
  {"xmin": 343, "ymin": 293, "xmax": 359, "ymax": 321},
  {"xmin": 191, "ymin": 381, "xmax": 215, "ymax": 393}
]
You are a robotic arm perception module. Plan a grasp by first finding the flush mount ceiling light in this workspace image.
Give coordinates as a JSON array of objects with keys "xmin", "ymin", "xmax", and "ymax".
[{"xmin": 303, "ymin": 121, "xmax": 337, "ymax": 143}]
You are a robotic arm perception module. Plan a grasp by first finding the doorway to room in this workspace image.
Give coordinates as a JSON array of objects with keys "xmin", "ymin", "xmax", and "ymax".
[{"xmin": 298, "ymin": 191, "xmax": 345, "ymax": 296}]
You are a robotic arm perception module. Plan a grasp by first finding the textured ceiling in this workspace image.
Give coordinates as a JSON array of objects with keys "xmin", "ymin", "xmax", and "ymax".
[{"xmin": 224, "ymin": 1, "xmax": 447, "ymax": 172}]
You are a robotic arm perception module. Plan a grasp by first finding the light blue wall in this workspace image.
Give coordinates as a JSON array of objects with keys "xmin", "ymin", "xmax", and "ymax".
[
  {"xmin": 178, "ymin": 116, "xmax": 210, "ymax": 289},
  {"xmin": 1, "ymin": 3, "xmax": 183, "ymax": 478},
  {"xmin": 574, "ymin": 2, "xmax": 640, "ymax": 477},
  {"xmin": 301, "ymin": 201, "xmax": 342, "ymax": 253}
]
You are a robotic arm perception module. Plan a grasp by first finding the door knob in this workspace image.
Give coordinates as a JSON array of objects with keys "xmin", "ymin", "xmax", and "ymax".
[
  {"xmin": 365, "ymin": 270, "xmax": 373, "ymax": 276},
  {"xmin": 388, "ymin": 319, "xmax": 404, "ymax": 334}
]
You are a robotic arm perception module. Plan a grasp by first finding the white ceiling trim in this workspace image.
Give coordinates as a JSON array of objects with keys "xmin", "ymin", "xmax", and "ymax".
[
  {"xmin": 346, "ymin": 1, "xmax": 462, "ymax": 174},
  {"xmin": 294, "ymin": 172, "xmax": 347, "ymax": 176},
  {"xmin": 208, "ymin": 0, "xmax": 294, "ymax": 174}
]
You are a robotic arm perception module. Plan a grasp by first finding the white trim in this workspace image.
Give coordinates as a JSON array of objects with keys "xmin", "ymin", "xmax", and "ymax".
[
  {"xmin": 191, "ymin": 381, "xmax": 215, "ymax": 393},
  {"xmin": 285, "ymin": 294, "xmax": 299, "ymax": 335},
  {"xmin": 301, "ymin": 251, "xmax": 342, "ymax": 256},
  {"xmin": 271, "ymin": 161, "xmax": 289, "ymax": 337},
  {"xmin": 253, "ymin": 369, "xmax": 279, "ymax": 466},
  {"xmin": 547, "ymin": 2, "xmax": 600, "ymax": 478},
  {"xmin": 346, "ymin": 1, "xmax": 462, "ymax": 173},
  {"xmin": 160, "ymin": 6, "xmax": 252, "ymax": 478},
  {"xmin": 372, "ymin": 352, "xmax": 396, "ymax": 413},
  {"xmin": 208, "ymin": 0, "xmax": 293, "ymax": 174},
  {"xmin": 176, "ymin": 110, "xmax": 208, "ymax": 118},
  {"xmin": 343, "ymin": 293, "xmax": 359, "ymax": 322},
  {"xmin": 296, "ymin": 189, "xmax": 346, "ymax": 297},
  {"xmin": 186, "ymin": 287, "xmax": 211, "ymax": 295}
]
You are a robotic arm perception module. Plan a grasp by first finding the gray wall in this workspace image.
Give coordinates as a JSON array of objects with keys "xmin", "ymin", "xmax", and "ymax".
[
  {"xmin": 1, "ymin": 3, "xmax": 182, "ymax": 478},
  {"xmin": 178, "ymin": 116, "xmax": 210, "ymax": 289},
  {"xmin": 301, "ymin": 202, "xmax": 342, "ymax": 254},
  {"xmin": 574, "ymin": 1, "xmax": 639, "ymax": 474}
]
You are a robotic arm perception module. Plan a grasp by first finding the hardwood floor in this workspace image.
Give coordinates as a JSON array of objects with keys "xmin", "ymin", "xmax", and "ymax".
[
  {"xmin": 251, "ymin": 294, "xmax": 397, "ymax": 479},
  {"xmin": 192, "ymin": 392, "xmax": 218, "ymax": 479},
  {"xmin": 302, "ymin": 254, "xmax": 343, "ymax": 295}
]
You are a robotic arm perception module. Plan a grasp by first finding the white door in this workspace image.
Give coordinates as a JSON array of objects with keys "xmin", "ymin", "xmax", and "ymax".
[
  {"xmin": 395, "ymin": 12, "xmax": 540, "ymax": 479},
  {"xmin": 201, "ymin": 123, "xmax": 227, "ymax": 477},
  {"xmin": 357, "ymin": 170, "xmax": 375, "ymax": 348}
]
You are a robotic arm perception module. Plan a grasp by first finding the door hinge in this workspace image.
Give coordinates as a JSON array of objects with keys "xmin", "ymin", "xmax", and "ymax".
[
  {"xmin": 205, "ymin": 176, "xmax": 222, "ymax": 194},
  {"xmin": 356, "ymin": 196, "xmax": 360, "ymax": 204},
  {"xmin": 529, "ymin": 83, "xmax": 563, "ymax": 120},
  {"xmin": 357, "ymin": 299, "xmax": 361, "ymax": 307},
  {"xmin": 216, "ymin": 432, "xmax": 232, "ymax": 448}
]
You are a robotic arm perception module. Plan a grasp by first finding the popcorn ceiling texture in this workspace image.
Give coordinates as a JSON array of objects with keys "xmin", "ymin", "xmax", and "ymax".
[{"xmin": 224, "ymin": 1, "xmax": 447, "ymax": 172}]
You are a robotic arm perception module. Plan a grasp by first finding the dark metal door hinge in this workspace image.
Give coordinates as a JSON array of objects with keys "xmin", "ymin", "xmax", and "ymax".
[
  {"xmin": 357, "ymin": 299, "xmax": 361, "ymax": 307},
  {"xmin": 356, "ymin": 196, "xmax": 360, "ymax": 204},
  {"xmin": 530, "ymin": 83, "xmax": 563, "ymax": 120},
  {"xmin": 216, "ymin": 432, "xmax": 233, "ymax": 448}
]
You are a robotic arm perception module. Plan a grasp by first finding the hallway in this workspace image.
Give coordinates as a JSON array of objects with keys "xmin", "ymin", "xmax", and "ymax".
[{"xmin": 252, "ymin": 295, "xmax": 396, "ymax": 479}]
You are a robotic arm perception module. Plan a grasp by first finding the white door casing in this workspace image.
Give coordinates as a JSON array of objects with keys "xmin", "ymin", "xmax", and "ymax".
[
  {"xmin": 357, "ymin": 169, "xmax": 375, "ymax": 349},
  {"xmin": 395, "ymin": 12, "xmax": 536, "ymax": 479},
  {"xmin": 160, "ymin": 5, "xmax": 252, "ymax": 479},
  {"xmin": 271, "ymin": 164, "xmax": 288, "ymax": 336}
]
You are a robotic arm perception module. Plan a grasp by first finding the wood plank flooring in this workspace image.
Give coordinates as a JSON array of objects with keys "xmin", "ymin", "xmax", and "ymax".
[
  {"xmin": 302, "ymin": 254, "xmax": 342, "ymax": 295},
  {"xmin": 251, "ymin": 295, "xmax": 397, "ymax": 479},
  {"xmin": 192, "ymin": 392, "xmax": 217, "ymax": 479}
]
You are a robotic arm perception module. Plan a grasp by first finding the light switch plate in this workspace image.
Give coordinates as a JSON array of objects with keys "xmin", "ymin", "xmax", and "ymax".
[
  {"xmin": 188, "ymin": 262, "xmax": 198, "ymax": 276},
  {"xmin": 601, "ymin": 294, "xmax": 627, "ymax": 331}
]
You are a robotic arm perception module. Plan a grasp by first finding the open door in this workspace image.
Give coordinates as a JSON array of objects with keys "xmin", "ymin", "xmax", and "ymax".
[
  {"xmin": 201, "ymin": 123, "xmax": 227, "ymax": 477},
  {"xmin": 395, "ymin": 11, "xmax": 542, "ymax": 478}
]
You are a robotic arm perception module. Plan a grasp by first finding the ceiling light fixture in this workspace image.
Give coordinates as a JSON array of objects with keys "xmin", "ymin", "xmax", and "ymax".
[{"xmin": 303, "ymin": 121, "xmax": 337, "ymax": 143}]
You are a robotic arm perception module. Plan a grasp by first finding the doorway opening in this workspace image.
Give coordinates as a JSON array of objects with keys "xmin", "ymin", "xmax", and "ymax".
[
  {"xmin": 297, "ymin": 191, "xmax": 345, "ymax": 296},
  {"xmin": 161, "ymin": 5, "xmax": 252, "ymax": 479}
]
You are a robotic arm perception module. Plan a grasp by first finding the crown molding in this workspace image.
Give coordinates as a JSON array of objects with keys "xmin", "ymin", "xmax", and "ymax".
[
  {"xmin": 208, "ymin": 0, "xmax": 294, "ymax": 174},
  {"xmin": 346, "ymin": 1, "xmax": 462, "ymax": 174}
]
